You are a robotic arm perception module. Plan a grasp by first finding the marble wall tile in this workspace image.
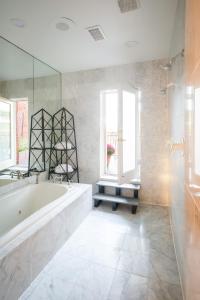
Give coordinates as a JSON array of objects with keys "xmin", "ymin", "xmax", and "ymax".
[
  {"xmin": 62, "ymin": 59, "xmax": 169, "ymax": 206},
  {"xmin": 0, "ymin": 74, "xmax": 61, "ymax": 118}
]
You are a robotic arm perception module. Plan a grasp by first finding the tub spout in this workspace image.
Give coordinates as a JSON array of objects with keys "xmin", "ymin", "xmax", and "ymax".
[{"xmin": 30, "ymin": 171, "xmax": 40, "ymax": 184}]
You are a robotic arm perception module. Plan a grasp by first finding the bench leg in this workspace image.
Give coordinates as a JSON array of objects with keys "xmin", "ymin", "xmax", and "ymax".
[
  {"xmin": 131, "ymin": 205, "xmax": 137, "ymax": 214},
  {"xmin": 112, "ymin": 202, "xmax": 118, "ymax": 211},
  {"xmin": 94, "ymin": 200, "xmax": 102, "ymax": 207}
]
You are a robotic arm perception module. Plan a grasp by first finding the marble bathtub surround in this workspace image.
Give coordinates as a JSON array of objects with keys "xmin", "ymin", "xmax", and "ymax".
[
  {"xmin": 0, "ymin": 183, "xmax": 92, "ymax": 300},
  {"xmin": 20, "ymin": 204, "xmax": 182, "ymax": 300}
]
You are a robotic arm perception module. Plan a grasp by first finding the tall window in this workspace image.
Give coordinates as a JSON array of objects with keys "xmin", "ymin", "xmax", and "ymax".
[
  {"xmin": 0, "ymin": 98, "xmax": 29, "ymax": 170},
  {"xmin": 100, "ymin": 88, "xmax": 139, "ymax": 183},
  {"xmin": 0, "ymin": 99, "xmax": 16, "ymax": 170}
]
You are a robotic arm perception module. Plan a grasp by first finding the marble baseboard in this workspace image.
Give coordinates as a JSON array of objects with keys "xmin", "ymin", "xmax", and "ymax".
[{"xmin": 0, "ymin": 184, "xmax": 92, "ymax": 300}]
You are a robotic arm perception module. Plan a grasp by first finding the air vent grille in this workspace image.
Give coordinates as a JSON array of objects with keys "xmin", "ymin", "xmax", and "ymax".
[
  {"xmin": 87, "ymin": 25, "xmax": 105, "ymax": 41},
  {"xmin": 118, "ymin": 0, "xmax": 140, "ymax": 13}
]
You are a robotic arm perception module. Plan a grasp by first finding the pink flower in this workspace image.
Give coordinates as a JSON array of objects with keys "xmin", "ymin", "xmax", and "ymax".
[{"xmin": 107, "ymin": 144, "xmax": 115, "ymax": 156}]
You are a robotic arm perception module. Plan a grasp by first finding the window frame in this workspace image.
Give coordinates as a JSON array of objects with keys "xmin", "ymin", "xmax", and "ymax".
[
  {"xmin": 0, "ymin": 98, "xmax": 16, "ymax": 170},
  {"xmin": 100, "ymin": 88, "xmax": 140, "ymax": 182}
]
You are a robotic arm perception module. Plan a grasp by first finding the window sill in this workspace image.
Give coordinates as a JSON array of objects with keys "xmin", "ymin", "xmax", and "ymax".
[{"xmin": 100, "ymin": 175, "xmax": 117, "ymax": 182}]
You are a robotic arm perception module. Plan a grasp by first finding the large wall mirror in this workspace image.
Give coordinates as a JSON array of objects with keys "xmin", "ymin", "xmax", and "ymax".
[{"xmin": 0, "ymin": 36, "xmax": 61, "ymax": 171}]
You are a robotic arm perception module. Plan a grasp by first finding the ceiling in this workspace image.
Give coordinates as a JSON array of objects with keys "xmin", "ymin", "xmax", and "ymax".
[
  {"xmin": 0, "ymin": 36, "xmax": 58, "ymax": 80},
  {"xmin": 0, "ymin": 0, "xmax": 178, "ymax": 73}
]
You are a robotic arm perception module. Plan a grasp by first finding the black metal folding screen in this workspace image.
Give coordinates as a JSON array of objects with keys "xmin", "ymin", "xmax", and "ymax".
[
  {"xmin": 49, "ymin": 107, "xmax": 79, "ymax": 183},
  {"xmin": 28, "ymin": 107, "xmax": 79, "ymax": 183},
  {"xmin": 28, "ymin": 109, "xmax": 52, "ymax": 173}
]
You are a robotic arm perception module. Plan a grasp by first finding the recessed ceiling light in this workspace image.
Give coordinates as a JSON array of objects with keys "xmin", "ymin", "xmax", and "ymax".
[
  {"xmin": 125, "ymin": 41, "xmax": 139, "ymax": 48},
  {"xmin": 56, "ymin": 22, "xmax": 69, "ymax": 31},
  {"xmin": 10, "ymin": 18, "xmax": 25, "ymax": 28},
  {"xmin": 54, "ymin": 17, "xmax": 76, "ymax": 31}
]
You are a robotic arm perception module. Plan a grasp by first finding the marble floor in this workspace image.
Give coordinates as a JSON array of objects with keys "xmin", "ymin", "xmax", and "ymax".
[{"xmin": 20, "ymin": 203, "xmax": 183, "ymax": 300}]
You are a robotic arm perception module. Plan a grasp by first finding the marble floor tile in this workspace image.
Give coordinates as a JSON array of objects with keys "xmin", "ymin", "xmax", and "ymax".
[
  {"xmin": 150, "ymin": 249, "xmax": 180, "ymax": 285},
  {"xmin": 127, "ymin": 221, "xmax": 171, "ymax": 238},
  {"xmin": 58, "ymin": 234, "xmax": 121, "ymax": 269},
  {"xmin": 135, "ymin": 205, "xmax": 170, "ymax": 227},
  {"xmin": 117, "ymin": 250, "xmax": 157, "ymax": 279},
  {"xmin": 108, "ymin": 270, "xmax": 182, "ymax": 300},
  {"xmin": 20, "ymin": 256, "xmax": 88, "ymax": 300},
  {"xmin": 20, "ymin": 204, "xmax": 182, "ymax": 300},
  {"xmin": 90, "ymin": 243, "xmax": 121, "ymax": 269},
  {"xmin": 122, "ymin": 234, "xmax": 151, "ymax": 254},
  {"xmin": 21, "ymin": 272, "xmax": 75, "ymax": 300},
  {"xmin": 108, "ymin": 271, "xmax": 149, "ymax": 300},
  {"xmin": 81, "ymin": 212, "xmax": 132, "ymax": 233},
  {"xmin": 149, "ymin": 232, "xmax": 176, "ymax": 259},
  {"xmin": 72, "ymin": 223, "xmax": 126, "ymax": 249},
  {"xmin": 67, "ymin": 263, "xmax": 115, "ymax": 300}
]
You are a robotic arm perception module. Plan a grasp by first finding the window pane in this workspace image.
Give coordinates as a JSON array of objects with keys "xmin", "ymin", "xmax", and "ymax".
[
  {"xmin": 122, "ymin": 91, "xmax": 136, "ymax": 173},
  {"xmin": 0, "ymin": 101, "xmax": 11, "ymax": 161},
  {"xmin": 194, "ymin": 88, "xmax": 200, "ymax": 175},
  {"xmin": 16, "ymin": 101, "xmax": 29, "ymax": 165},
  {"xmin": 105, "ymin": 91, "xmax": 118, "ymax": 175}
]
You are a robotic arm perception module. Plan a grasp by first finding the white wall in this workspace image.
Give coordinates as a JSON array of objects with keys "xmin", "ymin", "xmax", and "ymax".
[{"xmin": 62, "ymin": 59, "xmax": 169, "ymax": 206}]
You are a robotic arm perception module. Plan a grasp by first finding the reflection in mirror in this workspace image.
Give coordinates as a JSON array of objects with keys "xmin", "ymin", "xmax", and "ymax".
[
  {"xmin": 0, "ymin": 36, "xmax": 61, "ymax": 173},
  {"xmin": 34, "ymin": 59, "xmax": 61, "ymax": 115},
  {"xmin": 0, "ymin": 37, "xmax": 33, "ymax": 171}
]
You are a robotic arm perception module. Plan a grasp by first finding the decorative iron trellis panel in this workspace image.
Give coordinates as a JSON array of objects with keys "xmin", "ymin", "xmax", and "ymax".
[
  {"xmin": 48, "ymin": 107, "xmax": 79, "ymax": 183},
  {"xmin": 28, "ymin": 107, "xmax": 79, "ymax": 183},
  {"xmin": 28, "ymin": 109, "xmax": 52, "ymax": 173}
]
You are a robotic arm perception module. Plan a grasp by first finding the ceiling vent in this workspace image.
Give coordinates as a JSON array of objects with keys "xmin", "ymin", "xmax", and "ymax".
[
  {"xmin": 118, "ymin": 0, "xmax": 140, "ymax": 13},
  {"xmin": 87, "ymin": 25, "xmax": 105, "ymax": 41}
]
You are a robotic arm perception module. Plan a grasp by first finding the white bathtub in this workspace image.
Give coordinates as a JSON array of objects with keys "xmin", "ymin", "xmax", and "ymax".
[
  {"xmin": 0, "ymin": 182, "xmax": 92, "ymax": 300},
  {"xmin": 0, "ymin": 182, "xmax": 67, "ymax": 238},
  {"xmin": 0, "ymin": 178, "xmax": 17, "ymax": 187}
]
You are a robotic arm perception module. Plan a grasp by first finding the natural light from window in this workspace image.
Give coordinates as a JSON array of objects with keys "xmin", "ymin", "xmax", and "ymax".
[
  {"xmin": 0, "ymin": 101, "xmax": 11, "ymax": 162},
  {"xmin": 0, "ymin": 98, "xmax": 28, "ymax": 170},
  {"xmin": 100, "ymin": 88, "xmax": 138, "ymax": 183}
]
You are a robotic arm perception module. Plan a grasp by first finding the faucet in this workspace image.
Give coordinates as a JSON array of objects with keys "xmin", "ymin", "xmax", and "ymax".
[{"xmin": 10, "ymin": 170, "xmax": 23, "ymax": 180}]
